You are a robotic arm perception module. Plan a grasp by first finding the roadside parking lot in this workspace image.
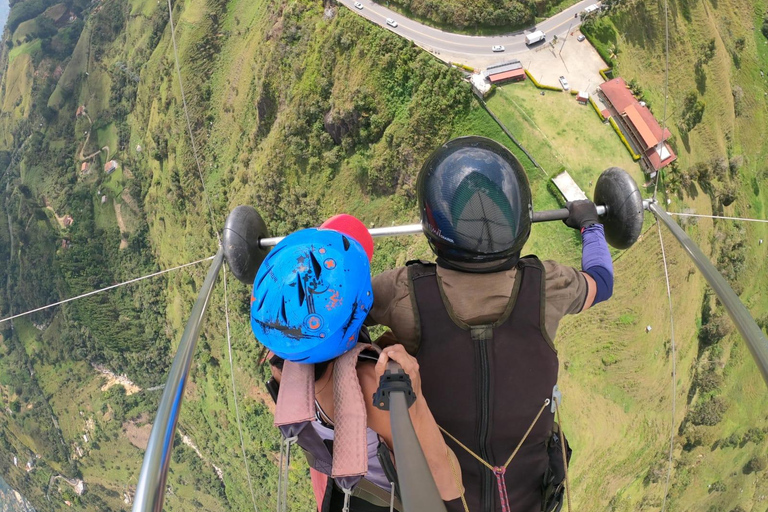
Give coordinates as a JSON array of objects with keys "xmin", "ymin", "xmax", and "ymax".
[{"xmin": 521, "ymin": 31, "xmax": 607, "ymax": 95}]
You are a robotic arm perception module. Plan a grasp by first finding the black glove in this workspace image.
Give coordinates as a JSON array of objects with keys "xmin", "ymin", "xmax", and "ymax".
[{"xmin": 563, "ymin": 200, "xmax": 599, "ymax": 230}]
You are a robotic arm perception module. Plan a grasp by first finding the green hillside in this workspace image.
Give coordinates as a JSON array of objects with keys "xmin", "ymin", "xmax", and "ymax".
[{"xmin": 0, "ymin": 0, "xmax": 767, "ymax": 510}]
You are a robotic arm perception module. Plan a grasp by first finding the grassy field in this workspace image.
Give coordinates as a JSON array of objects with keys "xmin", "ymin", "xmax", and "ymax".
[
  {"xmin": 488, "ymin": 81, "xmax": 643, "ymax": 191},
  {"xmin": 11, "ymin": 19, "xmax": 39, "ymax": 44}
]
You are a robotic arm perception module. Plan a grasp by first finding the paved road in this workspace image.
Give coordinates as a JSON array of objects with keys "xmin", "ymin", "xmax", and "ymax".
[{"xmin": 337, "ymin": 0, "xmax": 594, "ymax": 62}]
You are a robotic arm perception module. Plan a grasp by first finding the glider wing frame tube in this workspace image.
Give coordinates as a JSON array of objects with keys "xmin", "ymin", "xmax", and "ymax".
[
  {"xmin": 133, "ymin": 248, "xmax": 224, "ymax": 512},
  {"xmin": 389, "ymin": 390, "xmax": 449, "ymax": 512},
  {"xmin": 650, "ymin": 202, "xmax": 768, "ymax": 387}
]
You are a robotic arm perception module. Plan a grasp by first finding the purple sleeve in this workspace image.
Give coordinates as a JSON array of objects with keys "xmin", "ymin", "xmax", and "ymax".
[{"xmin": 581, "ymin": 224, "xmax": 613, "ymax": 305}]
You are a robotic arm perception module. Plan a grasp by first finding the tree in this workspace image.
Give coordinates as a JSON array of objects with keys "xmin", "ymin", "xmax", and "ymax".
[
  {"xmin": 690, "ymin": 396, "xmax": 728, "ymax": 426},
  {"xmin": 744, "ymin": 455, "xmax": 767, "ymax": 473}
]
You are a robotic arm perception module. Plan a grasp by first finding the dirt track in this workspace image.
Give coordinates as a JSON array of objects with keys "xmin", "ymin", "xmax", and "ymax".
[{"xmin": 114, "ymin": 203, "xmax": 128, "ymax": 250}]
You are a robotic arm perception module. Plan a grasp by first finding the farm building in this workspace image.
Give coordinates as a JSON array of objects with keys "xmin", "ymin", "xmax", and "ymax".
[
  {"xmin": 598, "ymin": 77, "xmax": 676, "ymax": 176},
  {"xmin": 104, "ymin": 160, "xmax": 118, "ymax": 174}
]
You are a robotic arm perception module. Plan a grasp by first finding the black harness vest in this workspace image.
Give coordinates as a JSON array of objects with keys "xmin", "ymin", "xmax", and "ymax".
[{"xmin": 408, "ymin": 258, "xmax": 559, "ymax": 512}]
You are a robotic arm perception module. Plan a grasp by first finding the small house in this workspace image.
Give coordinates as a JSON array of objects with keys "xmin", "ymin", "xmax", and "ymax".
[
  {"xmin": 101, "ymin": 195, "xmax": 107, "ymax": 204},
  {"xmin": 104, "ymin": 160, "xmax": 118, "ymax": 174},
  {"xmin": 576, "ymin": 91, "xmax": 589, "ymax": 105},
  {"xmin": 80, "ymin": 162, "xmax": 90, "ymax": 173},
  {"xmin": 62, "ymin": 216, "xmax": 74, "ymax": 228},
  {"xmin": 75, "ymin": 105, "xmax": 85, "ymax": 118}
]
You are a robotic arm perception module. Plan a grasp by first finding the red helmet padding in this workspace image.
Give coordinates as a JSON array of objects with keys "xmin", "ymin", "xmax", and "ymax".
[{"xmin": 320, "ymin": 214, "xmax": 374, "ymax": 262}]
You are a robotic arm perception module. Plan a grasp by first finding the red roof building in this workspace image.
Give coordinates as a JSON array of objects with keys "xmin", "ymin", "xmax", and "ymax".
[
  {"xmin": 488, "ymin": 68, "xmax": 526, "ymax": 83},
  {"xmin": 484, "ymin": 60, "xmax": 526, "ymax": 84},
  {"xmin": 598, "ymin": 77, "xmax": 676, "ymax": 175}
]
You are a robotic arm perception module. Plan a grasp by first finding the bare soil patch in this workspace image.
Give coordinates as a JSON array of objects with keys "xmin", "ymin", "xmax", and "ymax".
[
  {"xmin": 123, "ymin": 413, "xmax": 152, "ymax": 450},
  {"xmin": 114, "ymin": 203, "xmax": 129, "ymax": 250}
]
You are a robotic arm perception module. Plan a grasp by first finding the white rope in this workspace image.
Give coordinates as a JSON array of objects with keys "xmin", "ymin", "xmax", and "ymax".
[
  {"xmin": 652, "ymin": 0, "xmax": 670, "ymax": 202},
  {"xmin": 0, "ymin": 256, "xmax": 215, "ymax": 325},
  {"xmin": 223, "ymin": 266, "xmax": 260, "ymax": 512},
  {"xmin": 667, "ymin": 212, "xmax": 768, "ymax": 223},
  {"xmin": 501, "ymin": 95, "xmax": 551, "ymax": 177},
  {"xmin": 166, "ymin": 0, "xmax": 220, "ymax": 241},
  {"xmin": 657, "ymin": 221, "xmax": 676, "ymax": 512}
]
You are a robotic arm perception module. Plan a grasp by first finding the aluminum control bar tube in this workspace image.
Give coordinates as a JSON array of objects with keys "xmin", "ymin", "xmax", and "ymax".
[
  {"xmin": 384, "ymin": 364, "xmax": 448, "ymax": 512},
  {"xmin": 258, "ymin": 206, "xmax": 609, "ymax": 248},
  {"xmin": 650, "ymin": 202, "xmax": 768, "ymax": 386},
  {"xmin": 133, "ymin": 248, "xmax": 224, "ymax": 512}
]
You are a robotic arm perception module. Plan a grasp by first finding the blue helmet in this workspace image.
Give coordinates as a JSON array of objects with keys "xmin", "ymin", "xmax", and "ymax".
[{"xmin": 250, "ymin": 227, "xmax": 373, "ymax": 364}]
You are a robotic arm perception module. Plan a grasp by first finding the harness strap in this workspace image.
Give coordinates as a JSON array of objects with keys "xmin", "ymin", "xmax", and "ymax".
[
  {"xmin": 332, "ymin": 343, "xmax": 370, "ymax": 483},
  {"xmin": 274, "ymin": 361, "xmax": 315, "ymax": 426},
  {"xmin": 554, "ymin": 398, "xmax": 572, "ymax": 512}
]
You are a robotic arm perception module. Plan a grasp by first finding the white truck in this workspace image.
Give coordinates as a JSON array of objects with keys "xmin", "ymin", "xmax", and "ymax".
[{"xmin": 525, "ymin": 30, "xmax": 546, "ymax": 46}]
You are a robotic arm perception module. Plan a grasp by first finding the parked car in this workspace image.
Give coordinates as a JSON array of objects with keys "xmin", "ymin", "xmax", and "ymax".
[
  {"xmin": 577, "ymin": 34, "xmax": 586, "ymax": 42},
  {"xmin": 386, "ymin": 18, "xmax": 398, "ymax": 27},
  {"xmin": 354, "ymin": 1, "xmax": 363, "ymax": 9},
  {"xmin": 559, "ymin": 76, "xmax": 570, "ymax": 90},
  {"xmin": 492, "ymin": 45, "xmax": 505, "ymax": 52}
]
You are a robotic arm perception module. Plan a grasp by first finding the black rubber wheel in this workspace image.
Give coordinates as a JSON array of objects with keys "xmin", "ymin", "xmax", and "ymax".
[
  {"xmin": 593, "ymin": 167, "xmax": 644, "ymax": 249},
  {"xmin": 222, "ymin": 205, "xmax": 271, "ymax": 285}
]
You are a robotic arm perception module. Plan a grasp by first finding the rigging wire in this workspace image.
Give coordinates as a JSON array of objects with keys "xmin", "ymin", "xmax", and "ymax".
[
  {"xmin": 667, "ymin": 212, "xmax": 768, "ymax": 223},
  {"xmin": 166, "ymin": 0, "xmax": 221, "ymax": 242},
  {"xmin": 656, "ymin": 219, "xmax": 677, "ymax": 512},
  {"xmin": 223, "ymin": 266, "xmax": 261, "ymax": 512},
  {"xmin": 0, "ymin": 256, "xmax": 215, "ymax": 325},
  {"xmin": 652, "ymin": 0, "xmax": 671, "ymax": 202}
]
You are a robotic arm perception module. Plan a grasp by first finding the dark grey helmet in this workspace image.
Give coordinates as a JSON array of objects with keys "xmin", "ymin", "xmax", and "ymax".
[{"xmin": 417, "ymin": 136, "xmax": 533, "ymax": 264}]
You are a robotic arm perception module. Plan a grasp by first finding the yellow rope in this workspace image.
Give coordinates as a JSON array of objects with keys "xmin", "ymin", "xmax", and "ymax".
[
  {"xmin": 502, "ymin": 400, "xmax": 550, "ymax": 469},
  {"xmin": 554, "ymin": 398, "xmax": 572, "ymax": 512},
  {"xmin": 438, "ymin": 399, "xmax": 551, "ymax": 473},
  {"xmin": 446, "ymin": 447, "xmax": 470, "ymax": 512},
  {"xmin": 438, "ymin": 426, "xmax": 494, "ymax": 472}
]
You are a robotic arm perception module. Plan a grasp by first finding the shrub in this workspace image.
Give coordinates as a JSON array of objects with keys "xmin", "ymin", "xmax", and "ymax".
[
  {"xmin": 599, "ymin": 67, "xmax": 613, "ymax": 81},
  {"xmin": 588, "ymin": 96, "xmax": 605, "ymax": 121},
  {"xmin": 524, "ymin": 70, "xmax": 563, "ymax": 91},
  {"xmin": 681, "ymin": 92, "xmax": 706, "ymax": 131},
  {"xmin": 645, "ymin": 458, "xmax": 666, "ymax": 484},
  {"xmin": 745, "ymin": 456, "xmax": 767, "ymax": 473},
  {"xmin": 722, "ymin": 432, "xmax": 741, "ymax": 448},
  {"xmin": 742, "ymin": 427, "xmax": 765, "ymax": 445},
  {"xmin": 709, "ymin": 480, "xmax": 726, "ymax": 493},
  {"xmin": 699, "ymin": 312, "xmax": 732, "ymax": 347},
  {"xmin": 683, "ymin": 424, "xmax": 717, "ymax": 450},
  {"xmin": 694, "ymin": 368, "xmax": 723, "ymax": 393},
  {"xmin": 690, "ymin": 396, "xmax": 728, "ymax": 426},
  {"xmin": 609, "ymin": 117, "xmax": 641, "ymax": 161}
]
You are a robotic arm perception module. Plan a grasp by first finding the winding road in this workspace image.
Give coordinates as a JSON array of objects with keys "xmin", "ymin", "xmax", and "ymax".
[{"xmin": 338, "ymin": 0, "xmax": 595, "ymax": 66}]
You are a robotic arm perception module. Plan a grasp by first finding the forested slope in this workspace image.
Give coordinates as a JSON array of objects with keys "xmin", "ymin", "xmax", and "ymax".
[{"xmin": 0, "ymin": 0, "xmax": 500, "ymax": 509}]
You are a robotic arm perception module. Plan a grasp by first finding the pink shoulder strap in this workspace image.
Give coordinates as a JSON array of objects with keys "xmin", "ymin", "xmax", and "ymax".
[
  {"xmin": 331, "ymin": 343, "xmax": 371, "ymax": 479},
  {"xmin": 274, "ymin": 360, "xmax": 316, "ymax": 426}
]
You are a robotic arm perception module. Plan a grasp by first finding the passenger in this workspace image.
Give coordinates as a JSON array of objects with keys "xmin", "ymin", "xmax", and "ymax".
[
  {"xmin": 251, "ymin": 216, "xmax": 462, "ymax": 512},
  {"xmin": 367, "ymin": 136, "xmax": 614, "ymax": 512}
]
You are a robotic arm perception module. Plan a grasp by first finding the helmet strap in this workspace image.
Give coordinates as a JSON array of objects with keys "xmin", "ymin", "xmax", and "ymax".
[{"xmin": 436, "ymin": 252, "xmax": 520, "ymax": 274}]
